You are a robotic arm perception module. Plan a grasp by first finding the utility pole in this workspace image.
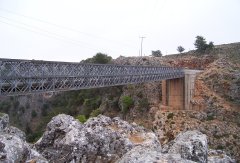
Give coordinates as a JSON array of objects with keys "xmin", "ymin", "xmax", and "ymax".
[{"xmin": 139, "ymin": 36, "xmax": 146, "ymax": 57}]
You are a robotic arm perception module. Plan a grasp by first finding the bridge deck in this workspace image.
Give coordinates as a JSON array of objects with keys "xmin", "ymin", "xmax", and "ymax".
[{"xmin": 0, "ymin": 58, "xmax": 184, "ymax": 96}]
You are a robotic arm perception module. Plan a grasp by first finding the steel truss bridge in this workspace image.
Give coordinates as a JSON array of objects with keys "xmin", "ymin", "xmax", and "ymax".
[{"xmin": 0, "ymin": 58, "xmax": 184, "ymax": 96}]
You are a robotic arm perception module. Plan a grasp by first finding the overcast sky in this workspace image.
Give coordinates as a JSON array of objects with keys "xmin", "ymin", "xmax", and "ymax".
[{"xmin": 0, "ymin": 0, "xmax": 239, "ymax": 62}]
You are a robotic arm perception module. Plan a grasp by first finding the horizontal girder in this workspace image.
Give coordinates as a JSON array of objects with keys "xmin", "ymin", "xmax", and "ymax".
[{"xmin": 0, "ymin": 58, "xmax": 184, "ymax": 96}]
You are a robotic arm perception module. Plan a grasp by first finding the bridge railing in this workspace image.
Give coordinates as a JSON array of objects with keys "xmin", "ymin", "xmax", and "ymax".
[{"xmin": 0, "ymin": 58, "xmax": 184, "ymax": 96}]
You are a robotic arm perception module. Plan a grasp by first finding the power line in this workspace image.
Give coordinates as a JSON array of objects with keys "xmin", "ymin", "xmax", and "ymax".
[
  {"xmin": 0, "ymin": 17, "xmax": 100, "ymax": 51},
  {"xmin": 0, "ymin": 8, "xmax": 136, "ymax": 49}
]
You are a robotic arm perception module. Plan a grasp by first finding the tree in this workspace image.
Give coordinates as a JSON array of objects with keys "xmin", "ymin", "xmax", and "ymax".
[
  {"xmin": 194, "ymin": 36, "xmax": 214, "ymax": 53},
  {"xmin": 194, "ymin": 36, "xmax": 208, "ymax": 52},
  {"xmin": 208, "ymin": 41, "xmax": 214, "ymax": 49},
  {"xmin": 152, "ymin": 50, "xmax": 162, "ymax": 57},
  {"xmin": 83, "ymin": 53, "xmax": 112, "ymax": 64},
  {"xmin": 177, "ymin": 46, "xmax": 185, "ymax": 53}
]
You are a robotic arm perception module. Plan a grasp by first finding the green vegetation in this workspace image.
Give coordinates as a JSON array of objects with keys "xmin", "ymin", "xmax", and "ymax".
[
  {"xmin": 167, "ymin": 113, "xmax": 174, "ymax": 119},
  {"xmin": 206, "ymin": 114, "xmax": 214, "ymax": 121},
  {"xmin": 121, "ymin": 96, "xmax": 134, "ymax": 114},
  {"xmin": 216, "ymin": 145, "xmax": 224, "ymax": 150},
  {"xmin": 76, "ymin": 114, "xmax": 87, "ymax": 123},
  {"xmin": 152, "ymin": 50, "xmax": 162, "ymax": 57},
  {"xmin": 90, "ymin": 108, "xmax": 101, "ymax": 117},
  {"xmin": 83, "ymin": 53, "xmax": 112, "ymax": 64},
  {"xmin": 24, "ymin": 86, "xmax": 122, "ymax": 142},
  {"xmin": 82, "ymin": 97, "xmax": 101, "ymax": 117},
  {"xmin": 31, "ymin": 110, "xmax": 37, "ymax": 118},
  {"xmin": 194, "ymin": 35, "xmax": 214, "ymax": 53},
  {"xmin": 177, "ymin": 46, "xmax": 185, "ymax": 53}
]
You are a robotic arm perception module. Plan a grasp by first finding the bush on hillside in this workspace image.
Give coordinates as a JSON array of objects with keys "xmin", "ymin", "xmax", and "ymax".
[
  {"xmin": 76, "ymin": 114, "xmax": 87, "ymax": 123},
  {"xmin": 121, "ymin": 96, "xmax": 134, "ymax": 114},
  {"xmin": 31, "ymin": 110, "xmax": 37, "ymax": 118},
  {"xmin": 90, "ymin": 108, "xmax": 101, "ymax": 117},
  {"xmin": 152, "ymin": 50, "xmax": 162, "ymax": 57},
  {"xmin": 177, "ymin": 46, "xmax": 185, "ymax": 53},
  {"xmin": 83, "ymin": 53, "xmax": 112, "ymax": 64}
]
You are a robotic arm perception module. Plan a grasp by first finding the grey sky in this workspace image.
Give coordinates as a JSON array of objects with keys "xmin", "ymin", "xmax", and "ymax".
[{"xmin": 0, "ymin": 0, "xmax": 239, "ymax": 62}]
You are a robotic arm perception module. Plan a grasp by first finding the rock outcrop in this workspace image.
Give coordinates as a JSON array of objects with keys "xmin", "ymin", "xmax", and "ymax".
[
  {"xmin": 0, "ymin": 113, "xmax": 236, "ymax": 162},
  {"xmin": 208, "ymin": 149, "xmax": 236, "ymax": 163},
  {"xmin": 117, "ymin": 146, "xmax": 195, "ymax": 163},
  {"xmin": 35, "ymin": 114, "xmax": 235, "ymax": 163},
  {"xmin": 117, "ymin": 130, "xmax": 235, "ymax": 163},
  {"xmin": 35, "ymin": 114, "xmax": 160, "ymax": 162},
  {"xmin": 162, "ymin": 130, "xmax": 208, "ymax": 163},
  {"xmin": 0, "ymin": 113, "xmax": 47, "ymax": 163}
]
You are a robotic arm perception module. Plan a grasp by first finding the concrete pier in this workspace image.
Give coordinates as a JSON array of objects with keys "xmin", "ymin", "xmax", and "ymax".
[{"xmin": 161, "ymin": 70, "xmax": 201, "ymax": 110}]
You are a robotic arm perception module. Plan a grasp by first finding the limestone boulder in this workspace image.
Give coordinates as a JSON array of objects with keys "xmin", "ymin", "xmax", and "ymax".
[
  {"xmin": 117, "ymin": 146, "xmax": 195, "ymax": 163},
  {"xmin": 163, "ymin": 130, "xmax": 208, "ymax": 163},
  {"xmin": 208, "ymin": 149, "xmax": 236, "ymax": 163},
  {"xmin": 35, "ymin": 114, "xmax": 161, "ymax": 163},
  {"xmin": 0, "ymin": 113, "xmax": 9, "ymax": 131},
  {"xmin": 0, "ymin": 112, "xmax": 47, "ymax": 163}
]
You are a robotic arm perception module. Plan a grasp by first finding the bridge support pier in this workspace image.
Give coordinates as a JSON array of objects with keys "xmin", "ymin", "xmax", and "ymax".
[{"xmin": 161, "ymin": 70, "xmax": 201, "ymax": 110}]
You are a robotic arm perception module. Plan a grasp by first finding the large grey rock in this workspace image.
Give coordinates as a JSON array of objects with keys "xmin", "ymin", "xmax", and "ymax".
[
  {"xmin": 3, "ymin": 126, "xmax": 26, "ymax": 141},
  {"xmin": 208, "ymin": 149, "xmax": 236, "ymax": 163},
  {"xmin": 0, "ymin": 133, "xmax": 48, "ymax": 163},
  {"xmin": 163, "ymin": 130, "xmax": 208, "ymax": 163},
  {"xmin": 0, "ymin": 133, "xmax": 28, "ymax": 162},
  {"xmin": 0, "ymin": 113, "xmax": 47, "ymax": 162},
  {"xmin": 0, "ymin": 113, "xmax": 9, "ymax": 131},
  {"xmin": 35, "ymin": 114, "xmax": 160, "ymax": 163},
  {"xmin": 117, "ymin": 146, "xmax": 195, "ymax": 163}
]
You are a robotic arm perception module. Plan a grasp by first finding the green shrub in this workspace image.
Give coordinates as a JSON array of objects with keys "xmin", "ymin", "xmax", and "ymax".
[
  {"xmin": 31, "ymin": 110, "xmax": 37, "ymax": 118},
  {"xmin": 90, "ymin": 108, "xmax": 101, "ymax": 117},
  {"xmin": 194, "ymin": 36, "xmax": 214, "ymax": 53},
  {"xmin": 76, "ymin": 114, "xmax": 87, "ymax": 123},
  {"xmin": 121, "ymin": 96, "xmax": 134, "ymax": 114},
  {"xmin": 167, "ymin": 113, "xmax": 174, "ymax": 119},
  {"xmin": 83, "ymin": 53, "xmax": 112, "ymax": 64},
  {"xmin": 82, "ymin": 97, "xmax": 101, "ymax": 117},
  {"xmin": 83, "ymin": 97, "xmax": 101, "ymax": 109},
  {"xmin": 152, "ymin": 50, "xmax": 162, "ymax": 57},
  {"xmin": 216, "ymin": 145, "xmax": 224, "ymax": 150},
  {"xmin": 206, "ymin": 115, "xmax": 214, "ymax": 121}
]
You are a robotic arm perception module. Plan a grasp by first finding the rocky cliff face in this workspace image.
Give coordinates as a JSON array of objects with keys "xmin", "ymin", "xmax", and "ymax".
[
  {"xmin": 0, "ymin": 113, "xmax": 235, "ymax": 163},
  {"xmin": 114, "ymin": 43, "xmax": 240, "ymax": 161}
]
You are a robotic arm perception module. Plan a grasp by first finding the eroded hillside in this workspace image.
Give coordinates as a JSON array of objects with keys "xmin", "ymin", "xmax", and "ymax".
[{"xmin": 0, "ymin": 42, "xmax": 239, "ymax": 161}]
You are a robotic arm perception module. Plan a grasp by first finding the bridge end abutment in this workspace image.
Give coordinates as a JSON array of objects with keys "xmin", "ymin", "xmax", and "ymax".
[{"xmin": 161, "ymin": 70, "xmax": 202, "ymax": 110}]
